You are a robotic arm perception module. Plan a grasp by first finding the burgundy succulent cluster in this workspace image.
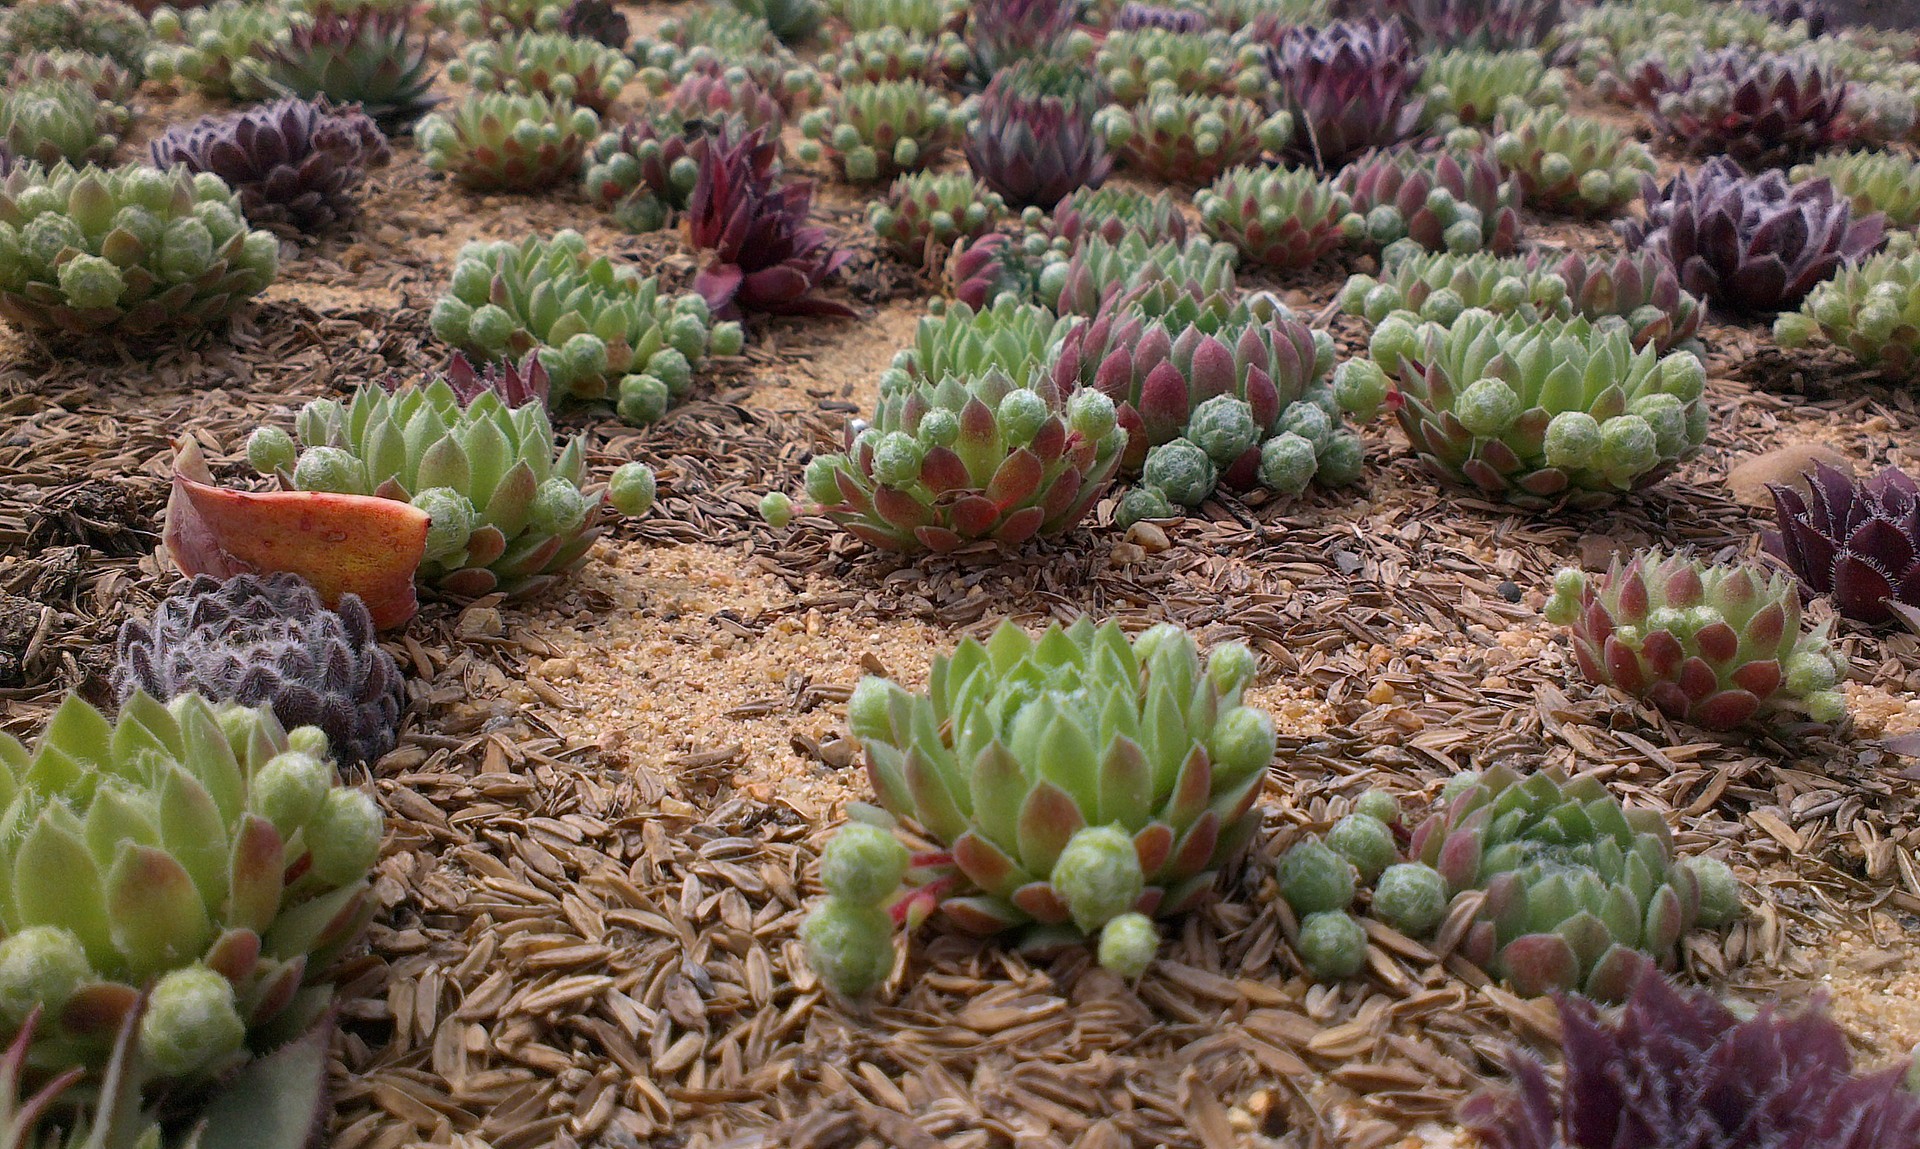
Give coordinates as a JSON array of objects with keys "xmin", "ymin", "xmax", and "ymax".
[
  {"xmin": 1461, "ymin": 952, "xmax": 1920, "ymax": 1149},
  {"xmin": 1767, "ymin": 463, "xmax": 1920, "ymax": 630},
  {"xmin": 1265, "ymin": 18, "xmax": 1423, "ymax": 170},
  {"xmin": 149, "ymin": 97, "xmax": 390, "ymax": 235},
  {"xmin": 1112, "ymin": 1, "xmax": 1209, "ymax": 33},
  {"xmin": 963, "ymin": 61, "xmax": 1111, "ymax": 208},
  {"xmin": 1634, "ymin": 48, "xmax": 1852, "ymax": 170},
  {"xmin": 1619, "ymin": 158, "xmax": 1885, "ymax": 314},
  {"xmin": 685, "ymin": 128, "xmax": 854, "ymax": 320},
  {"xmin": 430, "ymin": 351, "xmax": 551, "ymax": 408},
  {"xmin": 966, "ymin": 0, "xmax": 1080, "ymax": 82}
]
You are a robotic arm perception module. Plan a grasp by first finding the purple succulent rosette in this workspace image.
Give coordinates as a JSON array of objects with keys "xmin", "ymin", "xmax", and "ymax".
[
  {"xmin": 685, "ymin": 127, "xmax": 853, "ymax": 319},
  {"xmin": 149, "ymin": 97, "xmax": 390, "ymax": 235},
  {"xmin": 1766, "ymin": 462, "xmax": 1920, "ymax": 630},
  {"xmin": 1265, "ymin": 18, "xmax": 1424, "ymax": 169}
]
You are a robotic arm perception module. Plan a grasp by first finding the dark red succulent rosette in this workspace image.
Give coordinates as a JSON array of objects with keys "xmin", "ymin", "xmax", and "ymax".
[
  {"xmin": 684, "ymin": 128, "xmax": 854, "ymax": 320},
  {"xmin": 1637, "ymin": 47, "xmax": 1850, "ymax": 169},
  {"xmin": 1766, "ymin": 462, "xmax": 1920, "ymax": 629},
  {"xmin": 1265, "ymin": 18, "xmax": 1424, "ymax": 170}
]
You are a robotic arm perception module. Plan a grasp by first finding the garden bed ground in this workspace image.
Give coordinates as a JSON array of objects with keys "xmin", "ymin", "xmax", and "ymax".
[{"xmin": 3, "ymin": 9, "xmax": 1920, "ymax": 1147}]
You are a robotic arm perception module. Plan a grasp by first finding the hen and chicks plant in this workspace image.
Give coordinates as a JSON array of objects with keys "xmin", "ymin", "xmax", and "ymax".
[
  {"xmin": 684, "ymin": 127, "xmax": 853, "ymax": 320},
  {"xmin": 1339, "ymin": 144, "xmax": 1522, "ymax": 255},
  {"xmin": 247, "ymin": 4, "xmax": 440, "ymax": 132},
  {"xmin": 1263, "ymin": 18, "xmax": 1423, "ymax": 170},
  {"xmin": 418, "ymin": 92, "xmax": 599, "ymax": 192},
  {"xmin": 1095, "ymin": 90, "xmax": 1290, "ymax": 186},
  {"xmin": 802, "ymin": 619, "xmax": 1275, "ymax": 993},
  {"xmin": 1491, "ymin": 106, "xmax": 1654, "ymax": 218},
  {"xmin": 1765, "ymin": 461, "xmax": 1920, "ymax": 631},
  {"xmin": 446, "ymin": 31, "xmax": 634, "ymax": 113},
  {"xmin": 870, "ymin": 171, "xmax": 1005, "ymax": 266},
  {"xmin": 799, "ymin": 80, "xmax": 956, "ymax": 183},
  {"xmin": 961, "ymin": 60, "xmax": 1112, "ymax": 209},
  {"xmin": 1775, "ymin": 250, "xmax": 1920, "ymax": 380},
  {"xmin": 1196, "ymin": 165, "xmax": 1357, "ymax": 270},
  {"xmin": 148, "ymin": 98, "xmax": 390, "ymax": 237}
]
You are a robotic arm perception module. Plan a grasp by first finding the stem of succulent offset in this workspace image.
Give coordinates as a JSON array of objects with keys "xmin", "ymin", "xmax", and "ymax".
[{"xmin": 891, "ymin": 873, "xmax": 962, "ymax": 927}]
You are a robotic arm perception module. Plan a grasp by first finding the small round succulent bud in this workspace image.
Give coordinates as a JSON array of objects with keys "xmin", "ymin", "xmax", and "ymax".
[
  {"xmin": 1354, "ymin": 791, "xmax": 1400, "ymax": 825},
  {"xmin": 139, "ymin": 965, "xmax": 247, "ymax": 1077},
  {"xmin": 1596, "ymin": 414, "xmax": 1657, "ymax": 478},
  {"xmin": 805, "ymin": 455, "xmax": 850, "ymax": 506},
  {"xmin": 1143, "ymin": 439, "xmax": 1217, "ymax": 508},
  {"xmin": 1209, "ymin": 705, "xmax": 1275, "ymax": 780},
  {"xmin": 1362, "ymin": 281, "xmax": 1401, "ymax": 324},
  {"xmin": 1067, "ymin": 388, "xmax": 1117, "ymax": 441},
  {"xmin": 1423, "ymin": 287, "xmax": 1467, "ymax": 326},
  {"xmin": 248, "ymin": 426, "xmax": 297, "ymax": 475},
  {"xmin": 618, "ymin": 373, "xmax": 670, "ymax": 424},
  {"xmin": 1052, "ymin": 824, "xmax": 1146, "ymax": 934},
  {"xmin": 529, "ymin": 478, "xmax": 590, "ymax": 537},
  {"xmin": 1629, "ymin": 393, "xmax": 1687, "ymax": 458},
  {"xmin": 286, "ymin": 726, "xmax": 330, "ymax": 760},
  {"xmin": 1543, "ymin": 410, "xmax": 1602, "ymax": 469},
  {"xmin": 710, "ymin": 321, "xmax": 745, "ymax": 357},
  {"xmin": 801, "ymin": 897, "xmax": 895, "ymax": 997},
  {"xmin": 646, "ymin": 347, "xmax": 695, "ymax": 397},
  {"xmin": 293, "ymin": 446, "xmax": 364, "ymax": 495},
  {"xmin": 466, "ymin": 304, "xmax": 516, "ymax": 352},
  {"xmin": 759, "ymin": 491, "xmax": 794, "ymax": 528},
  {"xmin": 1297, "ymin": 911, "xmax": 1367, "ymax": 980},
  {"xmin": 58, "ymin": 252, "xmax": 126, "ymax": 309},
  {"xmin": 413, "ymin": 487, "xmax": 477, "ymax": 561},
  {"xmin": 1259, "ymin": 432, "xmax": 1317, "ymax": 495},
  {"xmin": 1681, "ymin": 856, "xmax": 1741, "ymax": 927},
  {"xmin": 1455, "ymin": 377, "xmax": 1521, "ymax": 437},
  {"xmin": 1366, "ymin": 204, "xmax": 1404, "ymax": 246},
  {"xmin": 1097, "ymin": 912, "xmax": 1159, "ymax": 980},
  {"xmin": 252, "ymin": 750, "xmax": 331, "ymax": 835},
  {"xmin": 1784, "ymin": 650, "xmax": 1839, "ymax": 696},
  {"xmin": 847, "ymin": 676, "xmax": 902, "ymax": 743},
  {"xmin": 997, "ymin": 389, "xmax": 1049, "ymax": 445},
  {"xmin": 1115, "ymin": 484, "xmax": 1177, "ymax": 529},
  {"xmin": 1279, "ymin": 401, "xmax": 1331, "ymax": 450},
  {"xmin": 1325, "ymin": 814, "xmax": 1395, "ymax": 883},
  {"xmin": 872, "ymin": 431, "xmax": 927, "ymax": 486},
  {"xmin": 1314, "ymin": 432, "xmax": 1365, "ymax": 487},
  {"xmin": 1439, "ymin": 772, "xmax": 1481, "ymax": 802},
  {"xmin": 1442, "ymin": 220, "xmax": 1484, "ymax": 254},
  {"xmin": 821, "ymin": 823, "xmax": 910, "ymax": 907},
  {"xmin": 1368, "ymin": 315, "xmax": 1419, "ymax": 376},
  {"xmin": 1276, "ymin": 840, "xmax": 1355, "ymax": 916},
  {"xmin": 306, "ymin": 787, "xmax": 384, "ymax": 886},
  {"xmin": 1658, "ymin": 351, "xmax": 1706, "ymax": 401},
  {"xmin": 0, "ymin": 926, "xmax": 94, "ymax": 1027},
  {"xmin": 1187, "ymin": 395, "xmax": 1259, "ymax": 466},
  {"xmin": 607, "ymin": 463, "xmax": 656, "ymax": 517},
  {"xmin": 1372, "ymin": 862, "xmax": 1447, "ymax": 938},
  {"xmin": 1207, "ymin": 642, "xmax": 1258, "ymax": 695}
]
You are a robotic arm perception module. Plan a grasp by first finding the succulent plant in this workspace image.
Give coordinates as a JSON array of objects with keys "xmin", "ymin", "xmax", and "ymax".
[
  {"xmin": 148, "ymin": 98, "xmax": 390, "ymax": 238},
  {"xmin": 729, "ymin": 0, "xmax": 824, "ymax": 42},
  {"xmin": 1334, "ymin": 0, "xmax": 1563, "ymax": 52},
  {"xmin": 114, "ymin": 573, "xmax": 404, "ymax": 768},
  {"xmin": 946, "ymin": 230, "xmax": 1058, "ymax": 311},
  {"xmin": 1621, "ymin": 158, "xmax": 1887, "ymax": 315},
  {"xmin": 1196, "ymin": 165, "xmax": 1357, "ymax": 270},
  {"xmin": 685, "ymin": 128, "xmax": 853, "ymax": 321},
  {"xmin": 1042, "ymin": 233, "xmax": 1240, "ymax": 318},
  {"xmin": 1263, "ymin": 18, "xmax": 1423, "ymax": 170},
  {"xmin": 1775, "ymin": 250, "xmax": 1920, "ymax": 381},
  {"xmin": 1792, "ymin": 150, "xmax": 1920, "ymax": 232},
  {"xmin": 1042, "ymin": 185, "xmax": 1189, "ymax": 248},
  {"xmin": 0, "ymin": 81, "xmax": 118, "ymax": 168},
  {"xmin": 1338, "ymin": 249, "xmax": 1574, "ymax": 328},
  {"xmin": 799, "ymin": 80, "xmax": 956, "ymax": 183},
  {"xmin": 1339, "ymin": 144, "xmax": 1522, "ymax": 255},
  {"xmin": 248, "ymin": 361, "xmax": 656, "ymax": 598},
  {"xmin": 1095, "ymin": 91, "xmax": 1289, "ymax": 185},
  {"xmin": 6, "ymin": 49, "xmax": 138, "ymax": 107},
  {"xmin": 0, "ymin": 0, "xmax": 149, "ymax": 79},
  {"xmin": 428, "ymin": 0, "xmax": 562, "ymax": 36},
  {"xmin": 1096, "ymin": 28, "xmax": 1264, "ymax": 103},
  {"xmin": 962, "ymin": 60, "xmax": 1112, "ymax": 209},
  {"xmin": 559, "ymin": 0, "xmax": 628, "ymax": 46},
  {"xmin": 871, "ymin": 171, "xmax": 1006, "ymax": 266},
  {"xmin": 1418, "ymin": 48, "xmax": 1564, "ymax": 131},
  {"xmin": 145, "ymin": 1, "xmax": 290, "ymax": 100},
  {"xmin": 1634, "ymin": 47, "xmax": 1852, "ymax": 169},
  {"xmin": 0, "ymin": 161, "xmax": 278, "ymax": 338},
  {"xmin": 964, "ymin": 0, "xmax": 1082, "ymax": 84},
  {"xmin": 583, "ymin": 114, "xmax": 758, "ymax": 234},
  {"xmin": 1740, "ymin": 0, "xmax": 1830, "ymax": 34},
  {"xmin": 430, "ymin": 230, "xmax": 740, "ymax": 416},
  {"xmin": 836, "ymin": 0, "xmax": 964, "ymax": 35},
  {"xmin": 1360, "ymin": 310, "xmax": 1709, "ymax": 509},
  {"xmin": 1552, "ymin": 250, "xmax": 1707, "ymax": 356},
  {"xmin": 631, "ymin": 8, "xmax": 821, "ymax": 113},
  {"xmin": 1112, "ymin": 0, "xmax": 1211, "ymax": 32},
  {"xmin": 1546, "ymin": 550, "xmax": 1847, "ymax": 728},
  {"xmin": 804, "ymin": 366, "xmax": 1125, "ymax": 552},
  {"xmin": 246, "ymin": 5, "xmax": 439, "ymax": 133},
  {"xmin": 892, "ymin": 295, "xmax": 1072, "ymax": 386},
  {"xmin": 418, "ymin": 92, "xmax": 598, "ymax": 193},
  {"xmin": 1463, "ymin": 951, "xmax": 1920, "ymax": 1149},
  {"xmin": 0, "ymin": 691, "xmax": 382, "ymax": 1078},
  {"xmin": 446, "ymin": 31, "xmax": 634, "ymax": 114},
  {"xmin": 1491, "ymin": 106, "xmax": 1655, "ymax": 219},
  {"xmin": 799, "ymin": 618, "xmax": 1274, "ymax": 994},
  {"xmin": 1559, "ymin": 4, "xmax": 1778, "ymax": 97},
  {"xmin": 656, "ymin": 59, "xmax": 789, "ymax": 135},
  {"xmin": 823, "ymin": 27, "xmax": 969, "ymax": 85},
  {"xmin": 1763, "ymin": 462, "xmax": 1920, "ymax": 631}
]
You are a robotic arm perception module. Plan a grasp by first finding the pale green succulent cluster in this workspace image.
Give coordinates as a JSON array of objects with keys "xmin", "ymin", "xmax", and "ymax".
[
  {"xmin": 1493, "ymin": 106, "xmax": 1657, "ymax": 218},
  {"xmin": 145, "ymin": 1, "xmax": 291, "ymax": 99},
  {"xmin": 1419, "ymin": 49, "xmax": 1565, "ymax": 130},
  {"xmin": 821, "ymin": 26, "xmax": 967, "ymax": 85},
  {"xmin": 1042, "ymin": 233, "xmax": 1240, "ymax": 318},
  {"xmin": 429, "ymin": 230, "xmax": 743, "ymax": 421},
  {"xmin": 445, "ymin": 31, "xmax": 635, "ymax": 112},
  {"xmin": 1095, "ymin": 28, "xmax": 1266, "ymax": 104},
  {"xmin": 799, "ymin": 79, "xmax": 956, "ymax": 183},
  {"xmin": 833, "ymin": 0, "xmax": 962, "ymax": 35},
  {"xmin": 428, "ymin": 0, "xmax": 564, "ymax": 36},
  {"xmin": 630, "ymin": 8, "xmax": 821, "ymax": 109},
  {"xmin": 893, "ymin": 296, "xmax": 1073, "ymax": 385},
  {"xmin": 1339, "ymin": 249, "xmax": 1572, "ymax": 327},
  {"xmin": 1775, "ymin": 250, "xmax": 1920, "ymax": 382},
  {"xmin": 0, "ymin": 161, "xmax": 278, "ymax": 338},
  {"xmin": 0, "ymin": 692, "xmax": 380, "ymax": 1080},
  {"xmin": 1791, "ymin": 150, "xmax": 1920, "ymax": 232},
  {"xmin": 418, "ymin": 91, "xmax": 600, "ymax": 192},
  {"xmin": 801, "ymin": 619, "xmax": 1276, "ymax": 995},
  {"xmin": 0, "ymin": 81, "xmax": 120, "ymax": 167},
  {"xmin": 1196, "ymin": 165, "xmax": 1359, "ymax": 270},
  {"xmin": 1095, "ymin": 90, "xmax": 1290, "ymax": 185},
  {"xmin": 869, "ymin": 170, "xmax": 1006, "ymax": 266},
  {"xmin": 1355, "ymin": 309, "xmax": 1710, "ymax": 509}
]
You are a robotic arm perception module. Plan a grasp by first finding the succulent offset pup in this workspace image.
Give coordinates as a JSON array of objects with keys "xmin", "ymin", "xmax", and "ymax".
[
  {"xmin": 0, "ymin": 692, "xmax": 381, "ymax": 1081},
  {"xmin": 115, "ymin": 572, "xmax": 404, "ymax": 768},
  {"xmin": 1546, "ymin": 550, "xmax": 1848, "ymax": 730},
  {"xmin": 1775, "ymin": 250, "xmax": 1920, "ymax": 381},
  {"xmin": 684, "ymin": 127, "xmax": 854, "ymax": 320},
  {"xmin": 801, "ymin": 619, "xmax": 1276, "ymax": 994},
  {"xmin": 1765, "ymin": 462, "xmax": 1920, "ymax": 631}
]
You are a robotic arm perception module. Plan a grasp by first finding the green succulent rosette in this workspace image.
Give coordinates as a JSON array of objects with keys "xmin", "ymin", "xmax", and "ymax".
[
  {"xmin": 1492, "ymin": 106, "xmax": 1655, "ymax": 219},
  {"xmin": 798, "ymin": 79, "xmax": 956, "ymax": 184},
  {"xmin": 1094, "ymin": 89, "xmax": 1290, "ymax": 185},
  {"xmin": 445, "ymin": 30, "xmax": 634, "ymax": 113},
  {"xmin": 1776, "ymin": 249, "xmax": 1920, "ymax": 380},
  {"xmin": 418, "ymin": 91, "xmax": 599, "ymax": 193},
  {"xmin": 1094, "ymin": 28, "xmax": 1266, "ymax": 104},
  {"xmin": 1791, "ymin": 150, "xmax": 1920, "ymax": 232},
  {"xmin": 145, "ymin": 0, "xmax": 291, "ymax": 100},
  {"xmin": 1418, "ymin": 48, "xmax": 1564, "ymax": 131}
]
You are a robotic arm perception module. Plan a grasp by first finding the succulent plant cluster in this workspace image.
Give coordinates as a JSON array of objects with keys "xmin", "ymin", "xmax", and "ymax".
[
  {"xmin": 871, "ymin": 171, "xmax": 1006, "ymax": 266},
  {"xmin": 631, "ymin": 7, "xmax": 821, "ymax": 112},
  {"xmin": 1765, "ymin": 462, "xmax": 1920, "ymax": 631},
  {"xmin": 1095, "ymin": 91, "xmax": 1289, "ymax": 185},
  {"xmin": 0, "ymin": 162, "xmax": 278, "ymax": 337},
  {"xmin": 145, "ymin": 0, "xmax": 290, "ymax": 100},
  {"xmin": 1095, "ymin": 28, "xmax": 1264, "ymax": 104},
  {"xmin": 732, "ymin": 0, "xmax": 825, "ymax": 43},
  {"xmin": 7, "ymin": 49, "xmax": 139, "ymax": 108},
  {"xmin": 1491, "ymin": 106, "xmax": 1655, "ymax": 218},
  {"xmin": 801, "ymin": 618, "xmax": 1274, "ymax": 994},
  {"xmin": 1277, "ymin": 767, "xmax": 1739, "ymax": 997},
  {"xmin": 446, "ymin": 31, "xmax": 635, "ymax": 113},
  {"xmin": 0, "ymin": 0, "xmax": 151, "ymax": 79},
  {"xmin": 247, "ymin": 5, "xmax": 440, "ymax": 133},
  {"xmin": 1419, "ymin": 48, "xmax": 1564, "ymax": 131},
  {"xmin": 1045, "ymin": 233, "xmax": 1240, "ymax": 317},
  {"xmin": 799, "ymin": 80, "xmax": 956, "ymax": 183},
  {"xmin": 836, "ymin": 0, "xmax": 964, "ymax": 36},
  {"xmin": 1546, "ymin": 550, "xmax": 1847, "ymax": 729},
  {"xmin": 1634, "ymin": 47, "xmax": 1852, "ymax": 169},
  {"xmin": 685, "ymin": 128, "xmax": 854, "ymax": 321},
  {"xmin": 1337, "ymin": 0, "xmax": 1564, "ymax": 52},
  {"xmin": 248, "ymin": 360, "xmax": 658, "ymax": 599},
  {"xmin": 1195, "ymin": 166, "xmax": 1357, "ymax": 270},
  {"xmin": 429, "ymin": 230, "xmax": 741, "ymax": 419},
  {"xmin": 0, "ymin": 80, "xmax": 121, "ymax": 168},
  {"xmin": 583, "ymin": 113, "xmax": 756, "ymax": 234},
  {"xmin": 1044, "ymin": 185, "xmax": 1190, "ymax": 248},
  {"xmin": 430, "ymin": 0, "xmax": 564, "ymax": 36},
  {"xmin": 822, "ymin": 26, "xmax": 968, "ymax": 85},
  {"xmin": 418, "ymin": 92, "xmax": 599, "ymax": 193},
  {"xmin": 1339, "ymin": 144, "xmax": 1522, "ymax": 255},
  {"xmin": 1340, "ymin": 249, "xmax": 1572, "ymax": 327},
  {"xmin": 1775, "ymin": 250, "xmax": 1920, "ymax": 379},
  {"xmin": 149, "ymin": 98, "xmax": 390, "ymax": 237},
  {"xmin": 0, "ymin": 692, "xmax": 381, "ymax": 1079},
  {"xmin": 1622, "ymin": 159, "xmax": 1887, "ymax": 315},
  {"xmin": 1264, "ymin": 19, "xmax": 1423, "ymax": 170},
  {"xmin": 1356, "ymin": 310, "xmax": 1710, "ymax": 509},
  {"xmin": 1463, "ymin": 952, "xmax": 1920, "ymax": 1149},
  {"xmin": 1793, "ymin": 150, "xmax": 1920, "ymax": 231},
  {"xmin": 893, "ymin": 295, "xmax": 1068, "ymax": 385},
  {"xmin": 964, "ymin": 0, "xmax": 1083, "ymax": 84},
  {"xmin": 114, "ymin": 573, "xmax": 405, "ymax": 768},
  {"xmin": 961, "ymin": 60, "xmax": 1112, "ymax": 209}
]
